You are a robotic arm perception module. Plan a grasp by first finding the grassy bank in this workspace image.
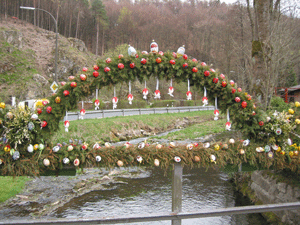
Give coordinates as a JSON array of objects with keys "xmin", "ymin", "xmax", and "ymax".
[
  {"xmin": 0, "ymin": 176, "xmax": 31, "ymax": 203},
  {"xmin": 52, "ymin": 110, "xmax": 222, "ymax": 143}
]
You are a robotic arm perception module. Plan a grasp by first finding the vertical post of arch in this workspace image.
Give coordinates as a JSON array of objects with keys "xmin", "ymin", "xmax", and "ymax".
[{"xmin": 172, "ymin": 163, "xmax": 183, "ymax": 225}]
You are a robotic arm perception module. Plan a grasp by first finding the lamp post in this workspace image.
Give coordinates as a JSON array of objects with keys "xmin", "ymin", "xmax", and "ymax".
[{"xmin": 20, "ymin": 6, "xmax": 58, "ymax": 83}]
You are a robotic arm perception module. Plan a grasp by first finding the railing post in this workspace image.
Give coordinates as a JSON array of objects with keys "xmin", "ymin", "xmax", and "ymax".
[
  {"xmin": 122, "ymin": 109, "xmax": 125, "ymax": 116},
  {"xmin": 139, "ymin": 108, "xmax": 141, "ymax": 115},
  {"xmin": 172, "ymin": 163, "xmax": 183, "ymax": 225}
]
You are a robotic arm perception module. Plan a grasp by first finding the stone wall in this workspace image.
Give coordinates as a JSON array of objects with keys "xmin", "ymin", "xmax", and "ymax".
[{"xmin": 250, "ymin": 171, "xmax": 300, "ymax": 224}]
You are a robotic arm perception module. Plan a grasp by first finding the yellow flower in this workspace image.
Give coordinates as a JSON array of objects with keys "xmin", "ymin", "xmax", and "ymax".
[
  {"xmin": 288, "ymin": 109, "xmax": 295, "ymax": 115},
  {"xmin": 295, "ymin": 119, "xmax": 300, "ymax": 124},
  {"xmin": 295, "ymin": 102, "xmax": 300, "ymax": 107},
  {"xmin": 289, "ymin": 151, "xmax": 294, "ymax": 157},
  {"xmin": 0, "ymin": 102, "xmax": 5, "ymax": 109},
  {"xmin": 276, "ymin": 146, "xmax": 282, "ymax": 152}
]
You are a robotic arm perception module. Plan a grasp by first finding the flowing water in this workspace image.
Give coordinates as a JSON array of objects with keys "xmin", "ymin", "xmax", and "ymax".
[{"xmin": 52, "ymin": 167, "xmax": 269, "ymax": 225}]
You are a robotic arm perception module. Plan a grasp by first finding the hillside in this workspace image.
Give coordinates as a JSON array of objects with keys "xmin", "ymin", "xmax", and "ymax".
[{"xmin": 0, "ymin": 17, "xmax": 97, "ymax": 103}]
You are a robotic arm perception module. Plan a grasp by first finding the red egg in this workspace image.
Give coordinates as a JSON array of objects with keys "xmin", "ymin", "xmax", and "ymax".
[
  {"xmin": 63, "ymin": 90, "xmax": 70, "ymax": 96},
  {"xmin": 220, "ymin": 74, "xmax": 225, "ymax": 79},
  {"xmin": 183, "ymin": 63, "xmax": 188, "ymax": 68},
  {"xmin": 118, "ymin": 54, "xmax": 123, "ymax": 59},
  {"xmin": 232, "ymin": 88, "xmax": 236, "ymax": 94},
  {"xmin": 70, "ymin": 82, "xmax": 77, "ymax": 88},
  {"xmin": 37, "ymin": 108, "xmax": 42, "ymax": 115},
  {"xmin": 201, "ymin": 62, "xmax": 207, "ymax": 66},
  {"xmin": 156, "ymin": 57, "xmax": 162, "ymax": 63},
  {"xmin": 80, "ymin": 74, "xmax": 87, "ymax": 81},
  {"xmin": 170, "ymin": 59, "xmax": 176, "ymax": 65},
  {"xmin": 130, "ymin": 63, "xmax": 135, "ymax": 68},
  {"xmin": 106, "ymin": 58, "xmax": 112, "ymax": 63},
  {"xmin": 192, "ymin": 67, "xmax": 198, "ymax": 73},
  {"xmin": 235, "ymin": 97, "xmax": 241, "ymax": 102},
  {"xmin": 141, "ymin": 58, "xmax": 147, "ymax": 64},
  {"xmin": 82, "ymin": 67, "xmax": 88, "ymax": 72},
  {"xmin": 93, "ymin": 71, "xmax": 99, "ymax": 78},
  {"xmin": 93, "ymin": 65, "xmax": 99, "ymax": 70},
  {"xmin": 221, "ymin": 81, "xmax": 227, "ymax": 87},
  {"xmin": 213, "ymin": 77, "xmax": 219, "ymax": 83},
  {"xmin": 183, "ymin": 54, "xmax": 188, "ymax": 60},
  {"xmin": 118, "ymin": 63, "xmax": 124, "ymax": 69},
  {"xmin": 46, "ymin": 106, "xmax": 52, "ymax": 113},
  {"xmin": 104, "ymin": 67, "xmax": 110, "ymax": 72},
  {"xmin": 204, "ymin": 70, "xmax": 210, "ymax": 77},
  {"xmin": 241, "ymin": 101, "xmax": 247, "ymax": 108},
  {"xmin": 68, "ymin": 76, "xmax": 75, "ymax": 81}
]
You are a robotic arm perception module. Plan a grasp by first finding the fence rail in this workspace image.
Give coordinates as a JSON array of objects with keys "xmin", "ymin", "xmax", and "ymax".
[
  {"xmin": 64, "ymin": 105, "xmax": 214, "ymax": 121},
  {"xmin": 1, "ymin": 202, "xmax": 300, "ymax": 225}
]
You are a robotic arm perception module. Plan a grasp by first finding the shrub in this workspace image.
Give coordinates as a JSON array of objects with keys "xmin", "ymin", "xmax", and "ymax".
[{"xmin": 270, "ymin": 96, "xmax": 289, "ymax": 112}]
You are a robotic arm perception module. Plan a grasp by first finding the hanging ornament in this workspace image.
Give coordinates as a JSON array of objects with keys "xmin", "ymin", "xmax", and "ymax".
[
  {"xmin": 183, "ymin": 54, "xmax": 188, "ymax": 60},
  {"xmin": 259, "ymin": 121, "xmax": 264, "ymax": 126},
  {"xmin": 63, "ymin": 90, "xmax": 70, "ymax": 96},
  {"xmin": 210, "ymin": 155, "xmax": 216, "ymax": 163},
  {"xmin": 186, "ymin": 79, "xmax": 192, "ymax": 100},
  {"xmin": 241, "ymin": 101, "xmax": 247, "ymax": 109},
  {"xmin": 137, "ymin": 156, "xmax": 143, "ymax": 163},
  {"xmin": 235, "ymin": 97, "xmax": 241, "ymax": 102},
  {"xmin": 150, "ymin": 40, "xmax": 159, "ymax": 53},
  {"xmin": 183, "ymin": 63, "xmax": 188, "ymax": 68},
  {"xmin": 28, "ymin": 122, "xmax": 35, "ymax": 131},
  {"xmin": 229, "ymin": 139, "xmax": 235, "ymax": 144},
  {"xmin": 68, "ymin": 76, "xmax": 75, "ymax": 81},
  {"xmin": 243, "ymin": 139, "xmax": 250, "ymax": 146},
  {"xmin": 112, "ymin": 87, "xmax": 118, "ymax": 109},
  {"xmin": 130, "ymin": 62, "xmax": 135, "ymax": 68},
  {"xmin": 168, "ymin": 79, "xmax": 174, "ymax": 97},
  {"xmin": 213, "ymin": 77, "xmax": 219, "ymax": 84},
  {"xmin": 93, "ymin": 71, "xmax": 99, "ymax": 78},
  {"xmin": 70, "ymin": 82, "xmax": 77, "ymax": 88},
  {"xmin": 118, "ymin": 63, "xmax": 124, "ymax": 69},
  {"xmin": 42, "ymin": 100, "xmax": 48, "ymax": 106},
  {"xmin": 52, "ymin": 146, "xmax": 60, "ymax": 152},
  {"xmin": 230, "ymin": 80, "xmax": 235, "ymax": 86},
  {"xmin": 232, "ymin": 88, "xmax": 236, "ymax": 94},
  {"xmin": 73, "ymin": 158, "xmax": 80, "ymax": 166},
  {"xmin": 82, "ymin": 67, "xmax": 88, "ymax": 72},
  {"xmin": 128, "ymin": 45, "xmax": 137, "ymax": 56},
  {"xmin": 118, "ymin": 54, "xmax": 123, "ymax": 59},
  {"xmin": 60, "ymin": 81, "xmax": 66, "ymax": 86},
  {"xmin": 117, "ymin": 160, "xmax": 124, "ymax": 167},
  {"xmin": 192, "ymin": 67, "xmax": 198, "ymax": 73},
  {"xmin": 94, "ymin": 99, "xmax": 100, "ymax": 110},
  {"xmin": 220, "ymin": 74, "xmax": 225, "ymax": 79},
  {"xmin": 79, "ymin": 109, "xmax": 85, "ymax": 120},
  {"xmin": 80, "ymin": 74, "xmax": 87, "ymax": 81},
  {"xmin": 156, "ymin": 144, "xmax": 163, "ymax": 149},
  {"xmin": 142, "ymin": 51, "xmax": 148, "ymax": 55},
  {"xmin": 186, "ymin": 144, "xmax": 193, "ymax": 150},
  {"xmin": 225, "ymin": 109, "xmax": 231, "ymax": 130},
  {"xmin": 41, "ymin": 121, "xmax": 47, "ymax": 128},
  {"xmin": 201, "ymin": 62, "xmax": 207, "ymax": 66},
  {"xmin": 221, "ymin": 81, "xmax": 227, "ymax": 87},
  {"xmin": 55, "ymin": 96, "xmax": 61, "ymax": 103},
  {"xmin": 141, "ymin": 58, "xmax": 147, "ymax": 64},
  {"xmin": 237, "ymin": 87, "xmax": 242, "ymax": 92},
  {"xmin": 177, "ymin": 45, "xmax": 185, "ymax": 57},
  {"xmin": 154, "ymin": 159, "xmax": 160, "ymax": 167},
  {"xmin": 93, "ymin": 65, "xmax": 99, "ymax": 70},
  {"xmin": 67, "ymin": 145, "xmax": 73, "ymax": 151},
  {"xmin": 194, "ymin": 156, "xmax": 201, "ymax": 162},
  {"xmin": 46, "ymin": 106, "xmax": 52, "ymax": 114},
  {"xmin": 158, "ymin": 51, "xmax": 164, "ymax": 56},
  {"xmin": 156, "ymin": 57, "xmax": 162, "ymax": 64},
  {"xmin": 106, "ymin": 58, "xmax": 112, "ymax": 63},
  {"xmin": 31, "ymin": 114, "xmax": 38, "ymax": 121},
  {"xmin": 154, "ymin": 78, "xmax": 160, "ymax": 99},
  {"xmin": 204, "ymin": 71, "xmax": 210, "ymax": 77},
  {"xmin": 43, "ymin": 158, "xmax": 50, "ymax": 166},
  {"xmin": 170, "ymin": 59, "xmax": 176, "ymax": 65},
  {"xmin": 214, "ymin": 109, "xmax": 219, "ymax": 121},
  {"xmin": 27, "ymin": 144, "xmax": 34, "ymax": 153},
  {"xmin": 63, "ymin": 158, "xmax": 70, "ymax": 164},
  {"xmin": 203, "ymin": 142, "xmax": 210, "ymax": 148},
  {"xmin": 128, "ymin": 81, "xmax": 133, "ymax": 104},
  {"xmin": 174, "ymin": 156, "xmax": 181, "ymax": 163},
  {"xmin": 104, "ymin": 67, "xmax": 111, "ymax": 72},
  {"xmin": 96, "ymin": 156, "xmax": 102, "ymax": 162},
  {"xmin": 64, "ymin": 120, "xmax": 70, "ymax": 132},
  {"xmin": 276, "ymin": 128, "xmax": 282, "ymax": 135},
  {"xmin": 202, "ymin": 87, "xmax": 208, "ymax": 106}
]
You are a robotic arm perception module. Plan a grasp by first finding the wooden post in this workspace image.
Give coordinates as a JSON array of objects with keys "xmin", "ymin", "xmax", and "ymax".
[{"xmin": 172, "ymin": 163, "xmax": 182, "ymax": 225}]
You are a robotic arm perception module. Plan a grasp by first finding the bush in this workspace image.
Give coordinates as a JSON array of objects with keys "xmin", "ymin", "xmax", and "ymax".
[{"xmin": 270, "ymin": 96, "xmax": 289, "ymax": 112}]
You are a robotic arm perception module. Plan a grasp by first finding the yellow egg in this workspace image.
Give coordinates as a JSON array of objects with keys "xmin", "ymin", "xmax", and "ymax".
[
  {"xmin": 117, "ymin": 160, "xmax": 124, "ymax": 167},
  {"xmin": 0, "ymin": 102, "xmax": 5, "ymax": 109},
  {"xmin": 295, "ymin": 119, "xmax": 300, "ymax": 124},
  {"xmin": 276, "ymin": 146, "xmax": 282, "ymax": 152},
  {"xmin": 34, "ymin": 144, "xmax": 39, "ymax": 150},
  {"xmin": 293, "ymin": 151, "xmax": 299, "ymax": 156},
  {"xmin": 295, "ymin": 102, "xmax": 300, "ymax": 107},
  {"xmin": 4, "ymin": 146, "xmax": 10, "ymax": 152},
  {"xmin": 214, "ymin": 144, "xmax": 220, "ymax": 151},
  {"xmin": 288, "ymin": 109, "xmax": 294, "ymax": 115},
  {"xmin": 280, "ymin": 150, "xmax": 285, "ymax": 155},
  {"xmin": 289, "ymin": 151, "xmax": 294, "ymax": 157},
  {"xmin": 194, "ymin": 156, "xmax": 201, "ymax": 162}
]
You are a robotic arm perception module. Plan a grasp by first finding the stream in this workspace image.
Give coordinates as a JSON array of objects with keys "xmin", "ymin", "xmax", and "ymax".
[{"xmin": 50, "ymin": 167, "xmax": 268, "ymax": 225}]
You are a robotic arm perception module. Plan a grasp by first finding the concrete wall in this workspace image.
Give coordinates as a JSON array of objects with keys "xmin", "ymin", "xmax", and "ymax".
[{"xmin": 250, "ymin": 171, "xmax": 300, "ymax": 224}]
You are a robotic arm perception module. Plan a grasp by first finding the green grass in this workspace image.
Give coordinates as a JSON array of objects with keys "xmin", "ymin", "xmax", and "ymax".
[
  {"xmin": 52, "ymin": 110, "xmax": 217, "ymax": 143},
  {"xmin": 154, "ymin": 118, "xmax": 226, "ymax": 140},
  {"xmin": 0, "ymin": 176, "xmax": 32, "ymax": 203}
]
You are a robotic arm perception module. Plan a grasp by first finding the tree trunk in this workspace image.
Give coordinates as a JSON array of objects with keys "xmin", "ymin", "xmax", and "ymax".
[
  {"xmin": 102, "ymin": 28, "xmax": 105, "ymax": 56},
  {"xmin": 75, "ymin": 11, "xmax": 80, "ymax": 39},
  {"xmin": 96, "ymin": 22, "xmax": 99, "ymax": 56}
]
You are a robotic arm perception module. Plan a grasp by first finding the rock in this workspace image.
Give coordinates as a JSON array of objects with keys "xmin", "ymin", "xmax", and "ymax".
[
  {"xmin": 68, "ymin": 38, "xmax": 87, "ymax": 52},
  {"xmin": 32, "ymin": 74, "xmax": 49, "ymax": 85},
  {"xmin": 0, "ymin": 30, "xmax": 23, "ymax": 49}
]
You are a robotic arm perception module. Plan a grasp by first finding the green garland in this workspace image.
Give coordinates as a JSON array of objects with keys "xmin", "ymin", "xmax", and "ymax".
[{"xmin": 0, "ymin": 46, "xmax": 300, "ymax": 176}]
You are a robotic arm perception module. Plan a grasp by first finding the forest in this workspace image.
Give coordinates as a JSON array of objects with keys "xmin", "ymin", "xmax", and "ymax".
[{"xmin": 1, "ymin": 0, "xmax": 300, "ymax": 108}]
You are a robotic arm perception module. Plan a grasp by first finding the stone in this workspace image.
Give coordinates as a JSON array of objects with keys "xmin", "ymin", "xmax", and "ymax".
[{"xmin": 277, "ymin": 182, "xmax": 287, "ymax": 194}]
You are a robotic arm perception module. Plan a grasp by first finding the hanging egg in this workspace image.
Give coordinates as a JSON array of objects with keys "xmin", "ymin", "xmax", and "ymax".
[
  {"xmin": 141, "ymin": 58, "xmax": 147, "ymax": 64},
  {"xmin": 39, "ymin": 144, "xmax": 45, "ymax": 150},
  {"xmin": 81, "ymin": 143, "xmax": 88, "ymax": 150},
  {"xmin": 194, "ymin": 156, "xmax": 201, "ymax": 162},
  {"xmin": 67, "ymin": 145, "xmax": 73, "ymax": 151},
  {"xmin": 186, "ymin": 144, "xmax": 193, "ymax": 150},
  {"xmin": 156, "ymin": 57, "xmax": 162, "ymax": 63},
  {"xmin": 130, "ymin": 62, "xmax": 135, "ymax": 68},
  {"xmin": 235, "ymin": 97, "xmax": 241, "ymax": 103},
  {"xmin": 6, "ymin": 112, "xmax": 13, "ymax": 120},
  {"xmin": 61, "ymin": 81, "xmax": 66, "ymax": 86},
  {"xmin": 176, "ymin": 45, "xmax": 185, "ymax": 56},
  {"xmin": 0, "ymin": 102, "xmax": 5, "ymax": 109},
  {"xmin": 117, "ymin": 160, "xmax": 124, "ymax": 167},
  {"xmin": 214, "ymin": 144, "xmax": 220, "ymax": 151},
  {"xmin": 243, "ymin": 139, "xmax": 250, "ymax": 146},
  {"xmin": 136, "ymin": 156, "xmax": 143, "ymax": 163},
  {"xmin": 105, "ymin": 142, "xmax": 112, "ymax": 148},
  {"xmin": 46, "ymin": 106, "xmax": 52, "ymax": 114},
  {"xmin": 201, "ymin": 62, "xmax": 207, "ymax": 66},
  {"xmin": 154, "ymin": 159, "xmax": 160, "ymax": 167},
  {"xmin": 27, "ymin": 144, "xmax": 34, "ymax": 153},
  {"xmin": 237, "ymin": 87, "xmax": 242, "ymax": 92},
  {"xmin": 169, "ymin": 142, "xmax": 176, "ymax": 148},
  {"xmin": 63, "ymin": 157, "xmax": 70, "ymax": 164},
  {"xmin": 31, "ymin": 114, "xmax": 38, "ymax": 120},
  {"xmin": 169, "ymin": 59, "xmax": 176, "ymax": 65},
  {"xmin": 182, "ymin": 63, "xmax": 188, "ymax": 68},
  {"xmin": 210, "ymin": 155, "xmax": 216, "ymax": 163},
  {"xmin": 193, "ymin": 142, "xmax": 199, "ymax": 147},
  {"xmin": 80, "ymin": 74, "xmax": 87, "ymax": 81},
  {"xmin": 82, "ymin": 67, "xmax": 88, "ymax": 72},
  {"xmin": 55, "ymin": 97, "xmax": 61, "ymax": 104},
  {"xmin": 225, "ymin": 122, "xmax": 231, "ymax": 131},
  {"xmin": 41, "ymin": 121, "xmax": 47, "ymax": 128},
  {"xmin": 37, "ymin": 108, "xmax": 42, "ymax": 114},
  {"xmin": 0, "ymin": 159, "xmax": 3, "ymax": 165},
  {"xmin": 93, "ymin": 65, "xmax": 99, "ymax": 70},
  {"xmin": 221, "ymin": 81, "xmax": 227, "ymax": 87},
  {"xmin": 222, "ymin": 144, "xmax": 229, "ymax": 149},
  {"xmin": 259, "ymin": 121, "xmax": 264, "ymax": 126},
  {"xmin": 213, "ymin": 77, "xmax": 219, "ymax": 84},
  {"xmin": 203, "ymin": 142, "xmax": 210, "ymax": 148},
  {"xmin": 192, "ymin": 67, "xmax": 198, "ymax": 73},
  {"xmin": 138, "ymin": 142, "xmax": 145, "ymax": 149},
  {"xmin": 104, "ymin": 67, "xmax": 111, "ymax": 72},
  {"xmin": 118, "ymin": 63, "xmax": 124, "ymax": 69},
  {"xmin": 52, "ymin": 146, "xmax": 60, "ymax": 152},
  {"xmin": 42, "ymin": 100, "xmax": 48, "ymax": 106},
  {"xmin": 96, "ymin": 156, "xmax": 102, "ymax": 162},
  {"xmin": 229, "ymin": 139, "xmax": 235, "ymax": 144},
  {"xmin": 239, "ymin": 149, "xmax": 245, "ymax": 155},
  {"xmin": 73, "ymin": 158, "xmax": 80, "ymax": 166},
  {"xmin": 63, "ymin": 90, "xmax": 70, "ymax": 96},
  {"xmin": 28, "ymin": 122, "xmax": 35, "ymax": 131},
  {"xmin": 106, "ymin": 58, "xmax": 112, "ymax": 63},
  {"xmin": 204, "ymin": 71, "xmax": 210, "ymax": 77},
  {"xmin": 174, "ymin": 156, "xmax": 181, "ymax": 163},
  {"xmin": 241, "ymin": 101, "xmax": 247, "ymax": 109},
  {"xmin": 93, "ymin": 143, "xmax": 101, "ymax": 150},
  {"xmin": 230, "ymin": 80, "xmax": 235, "ymax": 86},
  {"xmin": 43, "ymin": 158, "xmax": 50, "ymax": 166},
  {"xmin": 33, "ymin": 144, "xmax": 39, "ymax": 150},
  {"xmin": 267, "ymin": 151, "xmax": 274, "ymax": 159},
  {"xmin": 220, "ymin": 74, "xmax": 225, "ymax": 79},
  {"xmin": 256, "ymin": 147, "xmax": 264, "ymax": 153},
  {"xmin": 156, "ymin": 144, "xmax": 163, "ymax": 149},
  {"xmin": 93, "ymin": 70, "xmax": 99, "ymax": 77}
]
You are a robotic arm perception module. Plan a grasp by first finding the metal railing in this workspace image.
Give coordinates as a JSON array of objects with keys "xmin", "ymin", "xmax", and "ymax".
[
  {"xmin": 64, "ymin": 105, "xmax": 214, "ymax": 121},
  {"xmin": 1, "ymin": 202, "xmax": 300, "ymax": 225}
]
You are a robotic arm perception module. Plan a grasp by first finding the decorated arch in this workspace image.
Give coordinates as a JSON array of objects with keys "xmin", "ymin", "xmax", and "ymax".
[{"xmin": 0, "ymin": 42, "xmax": 300, "ymax": 176}]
